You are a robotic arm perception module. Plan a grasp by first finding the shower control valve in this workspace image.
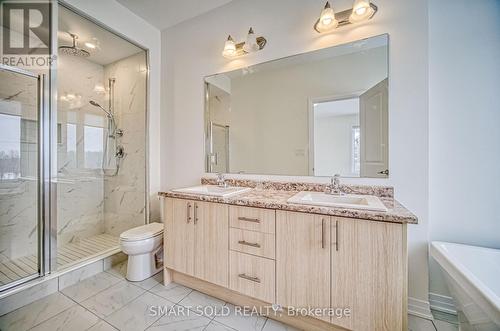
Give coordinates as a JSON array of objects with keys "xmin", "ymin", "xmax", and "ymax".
[{"xmin": 115, "ymin": 146, "xmax": 125, "ymax": 158}]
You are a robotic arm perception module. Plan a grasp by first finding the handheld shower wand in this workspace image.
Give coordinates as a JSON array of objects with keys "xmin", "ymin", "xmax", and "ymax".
[
  {"xmin": 89, "ymin": 100, "xmax": 114, "ymax": 119},
  {"xmin": 88, "ymin": 98, "xmax": 123, "ymax": 176}
]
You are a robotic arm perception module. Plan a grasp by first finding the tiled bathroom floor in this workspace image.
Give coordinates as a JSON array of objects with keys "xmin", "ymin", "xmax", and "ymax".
[{"xmin": 0, "ymin": 261, "xmax": 458, "ymax": 331}]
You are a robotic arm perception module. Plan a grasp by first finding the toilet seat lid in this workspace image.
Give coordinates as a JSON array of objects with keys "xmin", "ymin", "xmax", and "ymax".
[{"xmin": 120, "ymin": 223, "xmax": 164, "ymax": 241}]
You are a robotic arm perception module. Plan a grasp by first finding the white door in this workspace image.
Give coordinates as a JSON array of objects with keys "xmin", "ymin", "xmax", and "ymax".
[
  {"xmin": 210, "ymin": 123, "xmax": 229, "ymax": 173},
  {"xmin": 360, "ymin": 79, "xmax": 388, "ymax": 177}
]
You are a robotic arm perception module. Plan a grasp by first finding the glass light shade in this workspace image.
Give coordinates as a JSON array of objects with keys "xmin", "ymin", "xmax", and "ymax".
[
  {"xmin": 243, "ymin": 28, "xmax": 259, "ymax": 53},
  {"xmin": 349, "ymin": 0, "xmax": 375, "ymax": 23},
  {"xmin": 320, "ymin": 6, "xmax": 335, "ymax": 26},
  {"xmin": 222, "ymin": 35, "xmax": 236, "ymax": 58},
  {"xmin": 315, "ymin": 2, "xmax": 338, "ymax": 33}
]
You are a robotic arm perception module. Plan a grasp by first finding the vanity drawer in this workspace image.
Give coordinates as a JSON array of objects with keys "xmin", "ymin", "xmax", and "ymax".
[
  {"xmin": 229, "ymin": 206, "xmax": 275, "ymax": 234},
  {"xmin": 229, "ymin": 228, "xmax": 275, "ymax": 259},
  {"xmin": 229, "ymin": 251, "xmax": 275, "ymax": 303}
]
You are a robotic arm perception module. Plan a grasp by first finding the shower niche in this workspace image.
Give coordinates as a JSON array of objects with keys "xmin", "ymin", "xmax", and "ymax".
[{"xmin": 55, "ymin": 6, "xmax": 147, "ymax": 270}]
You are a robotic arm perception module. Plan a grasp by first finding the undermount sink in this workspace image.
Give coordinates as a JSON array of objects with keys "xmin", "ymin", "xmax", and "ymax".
[
  {"xmin": 171, "ymin": 185, "xmax": 252, "ymax": 197},
  {"xmin": 287, "ymin": 191, "xmax": 388, "ymax": 212}
]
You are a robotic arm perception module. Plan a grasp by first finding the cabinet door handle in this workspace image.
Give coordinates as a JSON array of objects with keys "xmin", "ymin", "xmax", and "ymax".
[
  {"xmin": 238, "ymin": 240, "xmax": 261, "ymax": 248},
  {"xmin": 238, "ymin": 217, "xmax": 260, "ymax": 223},
  {"xmin": 238, "ymin": 273, "xmax": 261, "ymax": 283},
  {"xmin": 334, "ymin": 220, "xmax": 339, "ymax": 251},
  {"xmin": 194, "ymin": 203, "xmax": 199, "ymax": 224},
  {"xmin": 186, "ymin": 203, "xmax": 192, "ymax": 223},
  {"xmin": 321, "ymin": 218, "xmax": 326, "ymax": 249}
]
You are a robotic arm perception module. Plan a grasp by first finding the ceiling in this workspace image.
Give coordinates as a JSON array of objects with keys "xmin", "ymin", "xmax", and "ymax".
[
  {"xmin": 116, "ymin": 0, "xmax": 233, "ymax": 30},
  {"xmin": 59, "ymin": 6, "xmax": 143, "ymax": 65}
]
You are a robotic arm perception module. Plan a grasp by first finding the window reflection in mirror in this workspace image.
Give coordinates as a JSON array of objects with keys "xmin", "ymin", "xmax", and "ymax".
[{"xmin": 205, "ymin": 34, "xmax": 389, "ymax": 178}]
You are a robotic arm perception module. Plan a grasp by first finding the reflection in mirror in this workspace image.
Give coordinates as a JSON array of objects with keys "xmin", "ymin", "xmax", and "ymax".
[{"xmin": 205, "ymin": 34, "xmax": 388, "ymax": 178}]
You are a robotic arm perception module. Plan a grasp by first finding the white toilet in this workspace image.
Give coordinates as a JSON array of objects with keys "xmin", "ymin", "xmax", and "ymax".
[{"xmin": 119, "ymin": 223, "xmax": 164, "ymax": 281}]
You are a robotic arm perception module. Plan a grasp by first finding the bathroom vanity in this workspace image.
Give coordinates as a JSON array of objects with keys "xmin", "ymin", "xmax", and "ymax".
[{"xmin": 159, "ymin": 178, "xmax": 417, "ymax": 331}]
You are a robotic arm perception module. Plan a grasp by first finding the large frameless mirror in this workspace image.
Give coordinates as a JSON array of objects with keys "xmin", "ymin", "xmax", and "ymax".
[{"xmin": 205, "ymin": 34, "xmax": 389, "ymax": 178}]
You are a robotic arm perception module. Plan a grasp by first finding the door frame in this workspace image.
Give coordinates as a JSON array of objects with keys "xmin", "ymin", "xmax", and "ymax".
[{"xmin": 307, "ymin": 91, "xmax": 364, "ymax": 176}]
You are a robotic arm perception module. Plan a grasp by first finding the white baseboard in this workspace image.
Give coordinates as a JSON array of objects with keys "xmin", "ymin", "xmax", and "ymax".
[
  {"xmin": 408, "ymin": 297, "xmax": 433, "ymax": 320},
  {"xmin": 429, "ymin": 292, "xmax": 457, "ymax": 315}
]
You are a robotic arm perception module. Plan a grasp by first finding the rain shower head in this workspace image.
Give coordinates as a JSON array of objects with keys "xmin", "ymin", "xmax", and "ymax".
[
  {"xmin": 89, "ymin": 100, "xmax": 113, "ymax": 119},
  {"xmin": 59, "ymin": 33, "xmax": 90, "ymax": 57}
]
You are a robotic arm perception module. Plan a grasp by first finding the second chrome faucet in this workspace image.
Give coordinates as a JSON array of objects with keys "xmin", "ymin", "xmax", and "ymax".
[
  {"xmin": 325, "ymin": 174, "xmax": 344, "ymax": 195},
  {"xmin": 216, "ymin": 173, "xmax": 228, "ymax": 188}
]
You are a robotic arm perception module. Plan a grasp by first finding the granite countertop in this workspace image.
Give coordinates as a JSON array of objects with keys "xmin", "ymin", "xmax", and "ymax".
[{"xmin": 158, "ymin": 179, "xmax": 418, "ymax": 224}]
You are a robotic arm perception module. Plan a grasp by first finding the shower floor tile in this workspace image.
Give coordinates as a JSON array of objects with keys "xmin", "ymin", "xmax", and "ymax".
[
  {"xmin": 57, "ymin": 233, "xmax": 120, "ymax": 270},
  {"xmin": 0, "ymin": 233, "xmax": 119, "ymax": 287},
  {"xmin": 0, "ymin": 256, "xmax": 38, "ymax": 286}
]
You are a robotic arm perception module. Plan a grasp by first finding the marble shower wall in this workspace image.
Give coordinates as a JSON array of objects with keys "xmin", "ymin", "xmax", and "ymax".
[
  {"xmin": 103, "ymin": 52, "xmax": 147, "ymax": 236},
  {"xmin": 56, "ymin": 53, "xmax": 106, "ymax": 246}
]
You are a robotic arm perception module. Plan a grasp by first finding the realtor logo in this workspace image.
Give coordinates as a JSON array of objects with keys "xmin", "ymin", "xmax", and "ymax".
[
  {"xmin": 1, "ymin": 1, "xmax": 50, "ymax": 55},
  {"xmin": 0, "ymin": 1, "xmax": 53, "ymax": 69}
]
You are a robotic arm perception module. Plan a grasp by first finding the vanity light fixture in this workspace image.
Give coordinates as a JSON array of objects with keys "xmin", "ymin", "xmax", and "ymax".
[
  {"xmin": 242, "ymin": 28, "xmax": 260, "ymax": 53},
  {"xmin": 222, "ymin": 28, "xmax": 267, "ymax": 59},
  {"xmin": 314, "ymin": 0, "xmax": 378, "ymax": 33},
  {"xmin": 314, "ymin": 2, "xmax": 338, "ymax": 33},
  {"xmin": 222, "ymin": 35, "xmax": 237, "ymax": 58},
  {"xmin": 349, "ymin": 0, "xmax": 376, "ymax": 23}
]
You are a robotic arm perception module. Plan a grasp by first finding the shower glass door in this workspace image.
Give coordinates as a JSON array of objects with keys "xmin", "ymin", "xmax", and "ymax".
[
  {"xmin": 0, "ymin": 65, "xmax": 42, "ymax": 291},
  {"xmin": 209, "ymin": 123, "xmax": 229, "ymax": 173}
]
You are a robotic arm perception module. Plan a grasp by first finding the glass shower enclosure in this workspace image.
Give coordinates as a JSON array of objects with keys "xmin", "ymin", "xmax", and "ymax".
[
  {"xmin": 0, "ymin": 65, "xmax": 43, "ymax": 291},
  {"xmin": 0, "ymin": 1, "xmax": 148, "ymax": 292}
]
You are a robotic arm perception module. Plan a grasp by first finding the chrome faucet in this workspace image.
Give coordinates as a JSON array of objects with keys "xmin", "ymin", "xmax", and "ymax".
[
  {"xmin": 325, "ymin": 174, "xmax": 343, "ymax": 195},
  {"xmin": 216, "ymin": 173, "xmax": 228, "ymax": 188}
]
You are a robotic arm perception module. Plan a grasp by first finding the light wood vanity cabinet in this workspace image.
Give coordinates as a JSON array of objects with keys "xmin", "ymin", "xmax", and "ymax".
[
  {"xmin": 229, "ymin": 228, "xmax": 275, "ymax": 259},
  {"xmin": 164, "ymin": 198, "xmax": 229, "ymax": 287},
  {"xmin": 276, "ymin": 211, "xmax": 331, "ymax": 323},
  {"xmin": 164, "ymin": 198, "xmax": 195, "ymax": 275},
  {"xmin": 228, "ymin": 205, "xmax": 277, "ymax": 303},
  {"xmin": 229, "ymin": 251, "xmax": 275, "ymax": 303},
  {"xmin": 276, "ymin": 211, "xmax": 407, "ymax": 330},
  {"xmin": 229, "ymin": 206, "xmax": 275, "ymax": 234},
  {"xmin": 164, "ymin": 197, "xmax": 407, "ymax": 331},
  {"xmin": 330, "ymin": 218, "xmax": 406, "ymax": 331}
]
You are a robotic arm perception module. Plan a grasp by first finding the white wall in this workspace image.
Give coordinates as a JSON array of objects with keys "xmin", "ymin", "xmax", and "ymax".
[
  {"xmin": 65, "ymin": 0, "xmax": 162, "ymax": 221},
  {"xmin": 162, "ymin": 0, "xmax": 430, "ymax": 313},
  {"xmin": 428, "ymin": 0, "xmax": 500, "ymax": 301}
]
